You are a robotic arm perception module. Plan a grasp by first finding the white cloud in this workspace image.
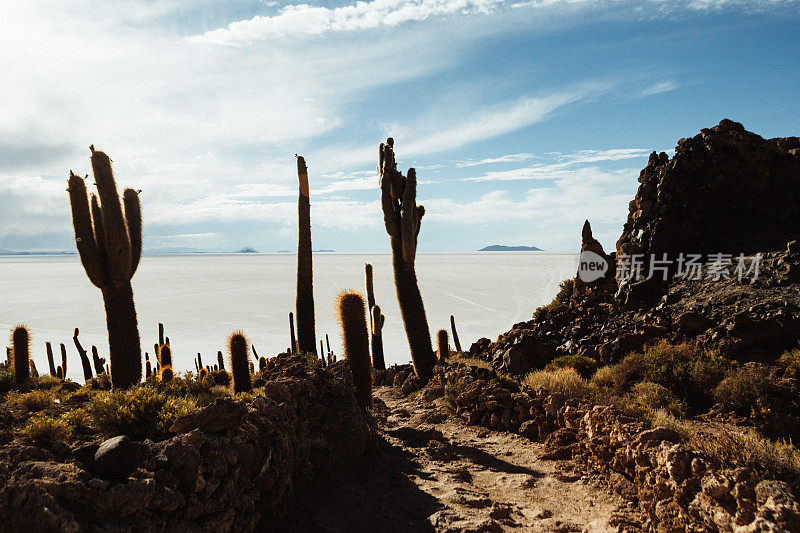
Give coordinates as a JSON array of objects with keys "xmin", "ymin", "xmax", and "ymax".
[
  {"xmin": 191, "ymin": 0, "xmax": 506, "ymax": 45},
  {"xmin": 640, "ymin": 80, "xmax": 679, "ymax": 96},
  {"xmin": 456, "ymin": 153, "xmax": 535, "ymax": 167}
]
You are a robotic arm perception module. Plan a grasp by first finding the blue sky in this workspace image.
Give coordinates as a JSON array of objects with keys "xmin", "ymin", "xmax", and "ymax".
[{"xmin": 1, "ymin": 0, "xmax": 799, "ymax": 253}]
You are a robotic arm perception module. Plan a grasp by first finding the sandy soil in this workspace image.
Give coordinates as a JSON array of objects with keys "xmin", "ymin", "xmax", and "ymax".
[{"xmin": 278, "ymin": 386, "xmax": 640, "ymax": 532}]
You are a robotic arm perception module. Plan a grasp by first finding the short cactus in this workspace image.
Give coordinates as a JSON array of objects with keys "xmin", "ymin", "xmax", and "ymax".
[
  {"xmin": 91, "ymin": 345, "xmax": 105, "ymax": 375},
  {"xmin": 67, "ymin": 147, "xmax": 142, "ymax": 388},
  {"xmin": 437, "ymin": 329, "xmax": 449, "ymax": 362},
  {"xmin": 370, "ymin": 305, "xmax": 386, "ymax": 370},
  {"xmin": 229, "ymin": 332, "xmax": 252, "ymax": 393},
  {"xmin": 336, "ymin": 290, "xmax": 371, "ymax": 409},
  {"xmin": 159, "ymin": 344, "xmax": 173, "ymax": 370},
  {"xmin": 56, "ymin": 366, "xmax": 64, "ymax": 380},
  {"xmin": 145, "ymin": 352, "xmax": 152, "ymax": 379},
  {"xmin": 46, "ymin": 342, "xmax": 56, "ymax": 377},
  {"xmin": 60, "ymin": 343, "xmax": 67, "ymax": 378},
  {"xmin": 73, "ymin": 328, "xmax": 94, "ymax": 381},
  {"xmin": 217, "ymin": 350, "xmax": 224, "ymax": 370},
  {"xmin": 289, "ymin": 312, "xmax": 297, "ymax": 354},
  {"xmin": 160, "ymin": 365, "xmax": 174, "ymax": 382},
  {"xmin": 12, "ymin": 326, "xmax": 30, "ymax": 385},
  {"xmin": 258, "ymin": 356, "xmax": 267, "ymax": 373}
]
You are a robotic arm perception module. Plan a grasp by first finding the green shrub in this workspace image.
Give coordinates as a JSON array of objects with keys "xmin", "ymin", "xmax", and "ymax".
[
  {"xmin": 202, "ymin": 369, "xmax": 231, "ymax": 388},
  {"xmin": 523, "ymin": 367, "xmax": 592, "ymax": 399},
  {"xmin": 86, "ymin": 385, "xmax": 197, "ymax": 440},
  {"xmin": 21, "ymin": 414, "xmax": 72, "ymax": 443},
  {"xmin": 533, "ymin": 279, "xmax": 573, "ymax": 321},
  {"xmin": 778, "ymin": 349, "xmax": 800, "ymax": 379},
  {"xmin": 630, "ymin": 382, "xmax": 686, "ymax": 417},
  {"xmin": 0, "ymin": 366, "xmax": 13, "ymax": 394},
  {"xmin": 33, "ymin": 375, "xmax": 63, "ymax": 390},
  {"xmin": 714, "ymin": 366, "xmax": 772, "ymax": 412},
  {"xmin": 5, "ymin": 389, "xmax": 54, "ymax": 411},
  {"xmin": 693, "ymin": 427, "xmax": 800, "ymax": 488},
  {"xmin": 62, "ymin": 408, "xmax": 90, "ymax": 430},
  {"xmin": 546, "ymin": 354, "xmax": 598, "ymax": 378}
]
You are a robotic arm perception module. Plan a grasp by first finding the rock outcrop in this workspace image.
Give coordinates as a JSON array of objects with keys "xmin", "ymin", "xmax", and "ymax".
[{"xmin": 0, "ymin": 356, "xmax": 367, "ymax": 532}]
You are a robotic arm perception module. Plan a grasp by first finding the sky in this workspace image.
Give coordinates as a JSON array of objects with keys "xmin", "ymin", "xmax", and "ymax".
[{"xmin": 1, "ymin": 0, "xmax": 799, "ymax": 253}]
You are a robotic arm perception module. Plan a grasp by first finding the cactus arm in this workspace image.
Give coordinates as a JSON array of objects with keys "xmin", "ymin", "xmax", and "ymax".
[
  {"xmin": 90, "ymin": 148, "xmax": 132, "ymax": 284},
  {"xmin": 90, "ymin": 194, "xmax": 110, "ymax": 267},
  {"xmin": 400, "ymin": 168, "xmax": 419, "ymax": 265},
  {"xmin": 123, "ymin": 188, "xmax": 142, "ymax": 277},
  {"xmin": 68, "ymin": 173, "xmax": 106, "ymax": 288},
  {"xmin": 379, "ymin": 144, "xmax": 400, "ymax": 238}
]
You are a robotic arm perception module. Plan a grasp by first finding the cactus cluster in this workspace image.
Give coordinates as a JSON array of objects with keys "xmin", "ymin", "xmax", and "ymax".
[{"xmin": 67, "ymin": 147, "xmax": 142, "ymax": 388}]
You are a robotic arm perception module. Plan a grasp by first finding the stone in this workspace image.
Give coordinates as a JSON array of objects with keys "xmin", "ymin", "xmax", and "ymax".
[
  {"xmin": 518, "ymin": 420, "xmax": 538, "ymax": 439},
  {"xmin": 93, "ymin": 436, "xmax": 138, "ymax": 480},
  {"xmin": 755, "ymin": 480, "xmax": 800, "ymax": 531},
  {"xmin": 501, "ymin": 347, "xmax": 530, "ymax": 375}
]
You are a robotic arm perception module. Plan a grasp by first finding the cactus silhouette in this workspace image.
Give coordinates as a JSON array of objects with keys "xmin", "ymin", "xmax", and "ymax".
[
  {"xmin": 145, "ymin": 352, "xmax": 152, "ymax": 379},
  {"xmin": 158, "ymin": 344, "xmax": 173, "ymax": 371},
  {"xmin": 46, "ymin": 342, "xmax": 56, "ymax": 377},
  {"xmin": 450, "ymin": 315, "xmax": 462, "ymax": 353},
  {"xmin": 437, "ymin": 329, "xmax": 449, "ymax": 362},
  {"xmin": 12, "ymin": 326, "xmax": 30, "ymax": 385},
  {"xmin": 73, "ymin": 328, "xmax": 94, "ymax": 382},
  {"xmin": 370, "ymin": 305, "xmax": 386, "ymax": 370},
  {"xmin": 258, "ymin": 356, "xmax": 267, "ymax": 373},
  {"xmin": 288, "ymin": 312, "xmax": 297, "ymax": 354},
  {"xmin": 160, "ymin": 365, "xmax": 174, "ymax": 382},
  {"xmin": 67, "ymin": 147, "xmax": 142, "ymax": 388},
  {"xmin": 336, "ymin": 290, "xmax": 371, "ymax": 409},
  {"xmin": 217, "ymin": 350, "xmax": 224, "ymax": 370},
  {"xmin": 378, "ymin": 138, "xmax": 434, "ymax": 382},
  {"xmin": 60, "ymin": 343, "xmax": 67, "ymax": 378},
  {"xmin": 91, "ymin": 345, "xmax": 105, "ymax": 375},
  {"xmin": 57, "ymin": 366, "xmax": 64, "ymax": 380},
  {"xmin": 229, "ymin": 332, "xmax": 252, "ymax": 393},
  {"xmin": 197, "ymin": 353, "xmax": 203, "ymax": 372},
  {"xmin": 295, "ymin": 156, "xmax": 317, "ymax": 355}
]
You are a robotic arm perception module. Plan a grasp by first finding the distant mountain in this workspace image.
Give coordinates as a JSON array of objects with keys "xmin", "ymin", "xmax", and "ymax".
[
  {"xmin": 479, "ymin": 245, "xmax": 543, "ymax": 252},
  {"xmin": 235, "ymin": 247, "xmax": 259, "ymax": 253},
  {"xmin": 0, "ymin": 249, "xmax": 75, "ymax": 255},
  {"xmin": 275, "ymin": 250, "xmax": 291, "ymax": 253}
]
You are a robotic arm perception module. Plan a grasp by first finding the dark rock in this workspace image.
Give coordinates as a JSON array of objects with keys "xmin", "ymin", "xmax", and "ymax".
[{"xmin": 93, "ymin": 436, "xmax": 138, "ymax": 480}]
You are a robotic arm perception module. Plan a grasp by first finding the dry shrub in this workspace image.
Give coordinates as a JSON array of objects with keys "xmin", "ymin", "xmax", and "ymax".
[
  {"xmin": 21, "ymin": 414, "xmax": 72, "ymax": 443},
  {"xmin": 523, "ymin": 367, "xmax": 592, "ymax": 399},
  {"xmin": 5, "ymin": 389, "xmax": 54, "ymax": 411}
]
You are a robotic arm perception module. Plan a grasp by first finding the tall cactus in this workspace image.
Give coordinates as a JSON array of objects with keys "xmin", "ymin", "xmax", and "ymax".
[
  {"xmin": 46, "ymin": 342, "xmax": 56, "ymax": 377},
  {"xmin": 67, "ymin": 147, "xmax": 142, "ymax": 388},
  {"xmin": 295, "ymin": 156, "xmax": 317, "ymax": 355},
  {"xmin": 229, "ymin": 332, "xmax": 252, "ymax": 394},
  {"xmin": 371, "ymin": 305, "xmax": 386, "ymax": 370},
  {"xmin": 60, "ymin": 343, "xmax": 67, "ymax": 379},
  {"xmin": 12, "ymin": 326, "xmax": 30, "ymax": 385},
  {"xmin": 450, "ymin": 315, "xmax": 462, "ymax": 353},
  {"xmin": 379, "ymin": 138, "xmax": 435, "ymax": 382},
  {"xmin": 73, "ymin": 328, "xmax": 94, "ymax": 382},
  {"xmin": 336, "ymin": 290, "xmax": 371, "ymax": 409}
]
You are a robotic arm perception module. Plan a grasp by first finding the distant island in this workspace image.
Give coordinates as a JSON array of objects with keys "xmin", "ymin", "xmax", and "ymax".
[
  {"xmin": 479, "ymin": 245, "xmax": 542, "ymax": 252},
  {"xmin": 235, "ymin": 247, "xmax": 259, "ymax": 253},
  {"xmin": 0, "ymin": 249, "xmax": 75, "ymax": 256}
]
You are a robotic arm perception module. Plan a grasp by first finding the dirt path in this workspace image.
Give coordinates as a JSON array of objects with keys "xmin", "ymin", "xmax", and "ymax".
[{"xmin": 280, "ymin": 386, "xmax": 638, "ymax": 532}]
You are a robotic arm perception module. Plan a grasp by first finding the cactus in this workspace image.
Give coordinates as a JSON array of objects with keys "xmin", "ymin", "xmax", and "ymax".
[
  {"xmin": 229, "ymin": 332, "xmax": 252, "ymax": 394},
  {"xmin": 295, "ymin": 156, "xmax": 317, "ymax": 355},
  {"xmin": 325, "ymin": 334, "xmax": 331, "ymax": 356},
  {"xmin": 160, "ymin": 365, "xmax": 174, "ymax": 382},
  {"xmin": 217, "ymin": 350, "xmax": 224, "ymax": 370},
  {"xmin": 336, "ymin": 290, "xmax": 371, "ymax": 409},
  {"xmin": 67, "ymin": 147, "xmax": 142, "ymax": 388},
  {"xmin": 197, "ymin": 353, "xmax": 203, "ymax": 371},
  {"xmin": 437, "ymin": 329, "xmax": 449, "ymax": 363},
  {"xmin": 57, "ymin": 366, "xmax": 64, "ymax": 380},
  {"xmin": 252, "ymin": 345, "xmax": 259, "ymax": 360},
  {"xmin": 91, "ymin": 345, "xmax": 105, "ymax": 375},
  {"xmin": 158, "ymin": 323, "xmax": 164, "ymax": 347},
  {"xmin": 29, "ymin": 360, "xmax": 39, "ymax": 378},
  {"xmin": 365, "ymin": 263, "xmax": 376, "ymax": 310},
  {"xmin": 12, "ymin": 326, "xmax": 30, "ymax": 385},
  {"xmin": 73, "ymin": 328, "xmax": 94, "ymax": 382},
  {"xmin": 60, "ymin": 343, "xmax": 67, "ymax": 378},
  {"xmin": 370, "ymin": 305, "xmax": 386, "ymax": 370},
  {"xmin": 378, "ymin": 138, "xmax": 435, "ymax": 382},
  {"xmin": 258, "ymin": 356, "xmax": 267, "ymax": 373},
  {"xmin": 145, "ymin": 353, "xmax": 152, "ymax": 379},
  {"xmin": 46, "ymin": 342, "xmax": 56, "ymax": 376},
  {"xmin": 288, "ymin": 312, "xmax": 297, "ymax": 354},
  {"xmin": 319, "ymin": 340, "xmax": 325, "ymax": 366},
  {"xmin": 199, "ymin": 368, "xmax": 207, "ymax": 380},
  {"xmin": 159, "ymin": 344, "xmax": 173, "ymax": 370},
  {"xmin": 450, "ymin": 315, "xmax": 462, "ymax": 353}
]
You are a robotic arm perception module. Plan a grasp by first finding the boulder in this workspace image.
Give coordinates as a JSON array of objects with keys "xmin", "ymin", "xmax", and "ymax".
[{"xmin": 93, "ymin": 436, "xmax": 138, "ymax": 480}]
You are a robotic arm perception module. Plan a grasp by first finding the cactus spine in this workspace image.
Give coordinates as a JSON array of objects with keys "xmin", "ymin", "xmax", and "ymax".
[
  {"xmin": 379, "ymin": 139, "xmax": 435, "ymax": 382},
  {"xmin": 229, "ymin": 332, "xmax": 252, "ymax": 394},
  {"xmin": 450, "ymin": 315, "xmax": 462, "ymax": 353},
  {"xmin": 12, "ymin": 326, "xmax": 30, "ymax": 385},
  {"xmin": 370, "ymin": 305, "xmax": 386, "ymax": 370},
  {"xmin": 67, "ymin": 147, "xmax": 142, "ymax": 388},
  {"xmin": 437, "ymin": 329, "xmax": 449, "ymax": 362},
  {"xmin": 336, "ymin": 290, "xmax": 371, "ymax": 409},
  {"xmin": 46, "ymin": 342, "xmax": 56, "ymax": 376},
  {"xmin": 295, "ymin": 156, "xmax": 317, "ymax": 355}
]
